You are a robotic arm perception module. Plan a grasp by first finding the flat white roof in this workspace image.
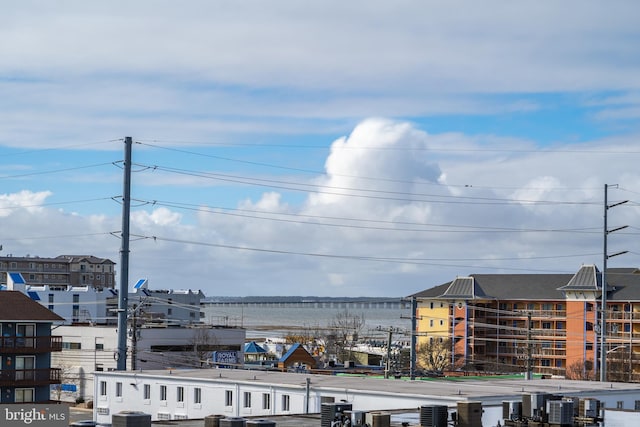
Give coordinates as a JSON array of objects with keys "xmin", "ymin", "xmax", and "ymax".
[{"xmin": 98, "ymin": 368, "xmax": 640, "ymax": 404}]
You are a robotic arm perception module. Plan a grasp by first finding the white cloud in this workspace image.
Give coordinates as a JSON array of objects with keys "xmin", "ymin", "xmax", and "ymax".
[{"xmin": 0, "ymin": 190, "xmax": 52, "ymax": 217}]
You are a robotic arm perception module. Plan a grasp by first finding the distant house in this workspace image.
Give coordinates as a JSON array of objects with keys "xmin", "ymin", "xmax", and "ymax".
[
  {"xmin": 0, "ymin": 283, "xmax": 64, "ymax": 403},
  {"xmin": 278, "ymin": 343, "xmax": 316, "ymax": 371}
]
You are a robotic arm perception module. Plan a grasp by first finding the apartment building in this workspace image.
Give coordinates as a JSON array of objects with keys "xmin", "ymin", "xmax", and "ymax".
[
  {"xmin": 0, "ymin": 276, "xmax": 64, "ymax": 403},
  {"xmin": 412, "ymin": 265, "xmax": 640, "ymax": 382},
  {"xmin": 0, "ymin": 254, "xmax": 116, "ymax": 290}
]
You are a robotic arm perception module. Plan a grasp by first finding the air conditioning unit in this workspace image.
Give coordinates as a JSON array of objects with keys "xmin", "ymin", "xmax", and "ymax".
[
  {"xmin": 112, "ymin": 411, "xmax": 152, "ymax": 427},
  {"xmin": 522, "ymin": 393, "xmax": 551, "ymax": 420},
  {"xmin": 502, "ymin": 400, "xmax": 522, "ymax": 421},
  {"xmin": 347, "ymin": 410, "xmax": 366, "ymax": 427},
  {"xmin": 547, "ymin": 400, "xmax": 573, "ymax": 425},
  {"xmin": 365, "ymin": 412, "xmax": 390, "ymax": 427},
  {"xmin": 420, "ymin": 405, "xmax": 448, "ymax": 427},
  {"xmin": 580, "ymin": 398, "xmax": 600, "ymax": 418},
  {"xmin": 321, "ymin": 402, "xmax": 352, "ymax": 427}
]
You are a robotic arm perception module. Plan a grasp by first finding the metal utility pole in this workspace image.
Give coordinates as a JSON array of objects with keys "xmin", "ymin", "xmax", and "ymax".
[
  {"xmin": 600, "ymin": 184, "xmax": 628, "ymax": 382},
  {"xmin": 410, "ymin": 297, "xmax": 418, "ymax": 380},
  {"xmin": 385, "ymin": 327, "xmax": 393, "ymax": 379},
  {"xmin": 525, "ymin": 312, "xmax": 533, "ymax": 380},
  {"xmin": 117, "ymin": 137, "xmax": 132, "ymax": 371}
]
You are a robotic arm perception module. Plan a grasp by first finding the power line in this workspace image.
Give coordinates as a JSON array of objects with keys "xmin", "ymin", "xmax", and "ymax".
[
  {"xmin": 0, "ymin": 162, "xmax": 116, "ymax": 180},
  {"xmin": 134, "ymin": 197, "xmax": 604, "ymax": 235},
  {"xmin": 138, "ymin": 163, "xmax": 602, "ymax": 206}
]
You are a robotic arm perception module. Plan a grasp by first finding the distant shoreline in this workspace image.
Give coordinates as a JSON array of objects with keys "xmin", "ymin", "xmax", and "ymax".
[{"xmin": 202, "ymin": 296, "xmax": 405, "ymax": 304}]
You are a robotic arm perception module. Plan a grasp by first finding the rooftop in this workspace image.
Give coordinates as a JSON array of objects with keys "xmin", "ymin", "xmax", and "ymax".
[{"xmin": 99, "ymin": 368, "xmax": 640, "ymax": 404}]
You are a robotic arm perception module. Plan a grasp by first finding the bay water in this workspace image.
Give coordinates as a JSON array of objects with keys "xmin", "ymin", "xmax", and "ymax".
[{"xmin": 201, "ymin": 302, "xmax": 412, "ymax": 342}]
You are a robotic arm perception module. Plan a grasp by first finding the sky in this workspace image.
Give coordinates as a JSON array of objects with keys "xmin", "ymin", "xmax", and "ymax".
[{"xmin": 2, "ymin": 1, "xmax": 640, "ymax": 297}]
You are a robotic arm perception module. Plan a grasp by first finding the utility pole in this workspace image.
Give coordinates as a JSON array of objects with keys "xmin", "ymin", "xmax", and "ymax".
[
  {"xmin": 600, "ymin": 184, "xmax": 628, "ymax": 382},
  {"xmin": 385, "ymin": 327, "xmax": 393, "ymax": 379},
  {"xmin": 117, "ymin": 137, "xmax": 132, "ymax": 371},
  {"xmin": 525, "ymin": 312, "xmax": 533, "ymax": 380},
  {"xmin": 377, "ymin": 325, "xmax": 400, "ymax": 379},
  {"xmin": 131, "ymin": 304, "xmax": 138, "ymax": 371},
  {"xmin": 400, "ymin": 297, "xmax": 419, "ymax": 380}
]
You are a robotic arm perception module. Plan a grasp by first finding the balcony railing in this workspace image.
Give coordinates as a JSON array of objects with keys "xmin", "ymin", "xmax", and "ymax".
[
  {"xmin": 0, "ymin": 336, "xmax": 62, "ymax": 354},
  {"xmin": 0, "ymin": 368, "xmax": 61, "ymax": 386}
]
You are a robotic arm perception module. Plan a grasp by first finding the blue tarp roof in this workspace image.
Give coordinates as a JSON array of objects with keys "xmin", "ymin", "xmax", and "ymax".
[{"xmin": 244, "ymin": 341, "xmax": 267, "ymax": 353}]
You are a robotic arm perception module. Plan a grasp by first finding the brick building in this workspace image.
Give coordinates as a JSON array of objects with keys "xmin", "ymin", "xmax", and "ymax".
[{"xmin": 412, "ymin": 265, "xmax": 640, "ymax": 381}]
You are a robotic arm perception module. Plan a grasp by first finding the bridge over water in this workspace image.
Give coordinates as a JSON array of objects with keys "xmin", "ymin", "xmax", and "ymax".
[{"xmin": 202, "ymin": 299, "xmax": 408, "ymax": 310}]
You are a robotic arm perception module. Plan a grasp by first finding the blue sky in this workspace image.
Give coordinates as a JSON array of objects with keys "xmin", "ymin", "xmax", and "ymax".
[{"xmin": 2, "ymin": 1, "xmax": 640, "ymax": 297}]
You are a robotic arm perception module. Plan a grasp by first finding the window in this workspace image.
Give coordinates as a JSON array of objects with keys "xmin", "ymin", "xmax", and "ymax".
[
  {"xmin": 541, "ymin": 359, "xmax": 551, "ymax": 367},
  {"xmin": 244, "ymin": 392, "xmax": 252, "ymax": 408},
  {"xmin": 15, "ymin": 388, "xmax": 34, "ymax": 403},
  {"xmin": 262, "ymin": 393, "xmax": 271, "ymax": 410},
  {"xmin": 429, "ymin": 302, "xmax": 434, "ymax": 309},
  {"xmin": 542, "ymin": 322, "xmax": 552, "ymax": 329},
  {"xmin": 194, "ymin": 388, "xmax": 202, "ymax": 404},
  {"xmin": 100, "ymin": 381, "xmax": 107, "ymax": 396},
  {"xmin": 15, "ymin": 356, "xmax": 35, "ymax": 380},
  {"xmin": 177, "ymin": 386, "xmax": 184, "ymax": 402},
  {"xmin": 116, "ymin": 382, "xmax": 122, "ymax": 397},
  {"xmin": 429, "ymin": 319, "xmax": 434, "ymax": 327},
  {"xmin": 556, "ymin": 304, "xmax": 564, "ymax": 311},
  {"xmin": 542, "ymin": 303, "xmax": 552, "ymax": 311},
  {"xmin": 282, "ymin": 395, "xmax": 290, "ymax": 411},
  {"xmin": 168, "ymin": 308, "xmax": 173, "ymax": 316},
  {"xmin": 617, "ymin": 401, "xmax": 624, "ymax": 409},
  {"xmin": 225, "ymin": 390, "xmax": 233, "ymax": 406},
  {"xmin": 160, "ymin": 385, "xmax": 167, "ymax": 401},
  {"xmin": 440, "ymin": 320, "xmax": 444, "ymax": 326},
  {"xmin": 143, "ymin": 384, "xmax": 151, "ymax": 400}
]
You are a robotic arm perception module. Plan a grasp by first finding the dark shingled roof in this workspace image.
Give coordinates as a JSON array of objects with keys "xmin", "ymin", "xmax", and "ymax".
[
  {"xmin": 0, "ymin": 291, "xmax": 65, "ymax": 322},
  {"xmin": 410, "ymin": 267, "xmax": 640, "ymax": 302}
]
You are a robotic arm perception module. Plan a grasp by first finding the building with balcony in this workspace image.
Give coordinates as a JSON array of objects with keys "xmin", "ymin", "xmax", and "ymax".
[
  {"xmin": 0, "ymin": 276, "xmax": 64, "ymax": 403},
  {"xmin": 0, "ymin": 254, "xmax": 116, "ymax": 290},
  {"xmin": 411, "ymin": 265, "xmax": 640, "ymax": 382}
]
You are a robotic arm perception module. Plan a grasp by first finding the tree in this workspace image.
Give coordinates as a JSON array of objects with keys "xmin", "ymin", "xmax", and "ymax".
[
  {"xmin": 52, "ymin": 362, "xmax": 78, "ymax": 402},
  {"xmin": 189, "ymin": 327, "xmax": 219, "ymax": 368},
  {"xmin": 326, "ymin": 310, "xmax": 365, "ymax": 363},
  {"xmin": 417, "ymin": 337, "xmax": 452, "ymax": 372},
  {"xmin": 565, "ymin": 359, "xmax": 595, "ymax": 380}
]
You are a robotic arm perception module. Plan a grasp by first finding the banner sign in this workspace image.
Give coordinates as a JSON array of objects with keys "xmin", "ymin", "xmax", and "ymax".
[
  {"xmin": 212, "ymin": 350, "xmax": 239, "ymax": 368},
  {"xmin": 0, "ymin": 405, "xmax": 68, "ymax": 427}
]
